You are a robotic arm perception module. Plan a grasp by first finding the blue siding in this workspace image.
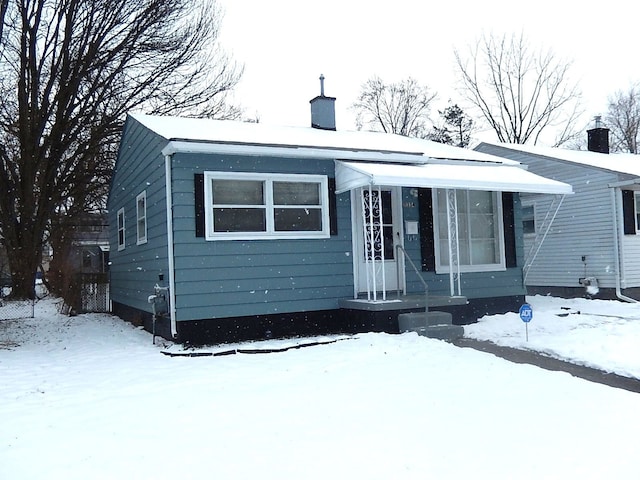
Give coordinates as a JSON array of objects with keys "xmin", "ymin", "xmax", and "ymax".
[
  {"xmin": 107, "ymin": 119, "xmax": 170, "ymax": 314},
  {"xmin": 169, "ymin": 152, "xmax": 354, "ymax": 321},
  {"xmin": 108, "ymin": 117, "xmax": 527, "ymax": 325},
  {"xmin": 401, "ymin": 187, "xmax": 526, "ymax": 299}
]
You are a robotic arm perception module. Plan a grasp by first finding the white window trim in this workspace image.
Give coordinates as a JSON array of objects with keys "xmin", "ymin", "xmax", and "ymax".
[
  {"xmin": 634, "ymin": 191, "xmax": 640, "ymax": 233},
  {"xmin": 117, "ymin": 208, "xmax": 126, "ymax": 251},
  {"xmin": 136, "ymin": 190, "xmax": 147, "ymax": 245},
  {"xmin": 203, "ymin": 171, "xmax": 330, "ymax": 240},
  {"xmin": 432, "ymin": 189, "xmax": 506, "ymax": 273}
]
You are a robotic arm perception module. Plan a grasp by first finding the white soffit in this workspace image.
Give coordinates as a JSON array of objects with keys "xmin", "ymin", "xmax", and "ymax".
[{"xmin": 335, "ymin": 161, "xmax": 573, "ymax": 195}]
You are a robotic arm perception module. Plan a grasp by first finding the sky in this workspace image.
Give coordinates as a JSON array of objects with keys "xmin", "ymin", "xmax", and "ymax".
[
  {"xmin": 216, "ymin": 0, "xmax": 639, "ymax": 144},
  {"xmin": 1, "ymin": 294, "xmax": 640, "ymax": 478}
]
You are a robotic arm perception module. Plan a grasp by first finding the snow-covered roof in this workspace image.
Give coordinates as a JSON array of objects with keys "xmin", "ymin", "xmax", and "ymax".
[
  {"xmin": 130, "ymin": 113, "xmax": 520, "ymax": 166},
  {"xmin": 128, "ymin": 114, "xmax": 572, "ymax": 194},
  {"xmin": 477, "ymin": 141, "xmax": 640, "ymax": 177},
  {"xmin": 335, "ymin": 161, "xmax": 573, "ymax": 195}
]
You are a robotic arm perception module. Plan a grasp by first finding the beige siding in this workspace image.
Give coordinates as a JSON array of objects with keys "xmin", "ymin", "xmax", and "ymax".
[
  {"xmin": 477, "ymin": 145, "xmax": 632, "ymax": 289},
  {"xmin": 621, "ymin": 235, "xmax": 640, "ymax": 287}
]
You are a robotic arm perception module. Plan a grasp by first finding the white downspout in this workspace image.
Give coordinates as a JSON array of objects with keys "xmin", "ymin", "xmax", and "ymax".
[
  {"xmin": 611, "ymin": 187, "xmax": 638, "ymax": 303},
  {"xmin": 164, "ymin": 154, "xmax": 178, "ymax": 336}
]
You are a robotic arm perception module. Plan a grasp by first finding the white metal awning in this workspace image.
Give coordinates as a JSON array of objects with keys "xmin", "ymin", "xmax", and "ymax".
[{"xmin": 335, "ymin": 160, "xmax": 573, "ymax": 195}]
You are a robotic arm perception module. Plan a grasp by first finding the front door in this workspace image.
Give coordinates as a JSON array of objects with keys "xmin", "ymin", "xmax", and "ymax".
[{"xmin": 355, "ymin": 186, "xmax": 403, "ymax": 297}]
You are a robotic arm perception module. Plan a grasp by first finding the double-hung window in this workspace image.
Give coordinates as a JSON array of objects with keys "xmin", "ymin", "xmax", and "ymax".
[
  {"xmin": 117, "ymin": 208, "xmax": 125, "ymax": 251},
  {"xmin": 136, "ymin": 191, "xmax": 147, "ymax": 245},
  {"xmin": 204, "ymin": 172, "xmax": 330, "ymax": 240},
  {"xmin": 433, "ymin": 189, "xmax": 505, "ymax": 272}
]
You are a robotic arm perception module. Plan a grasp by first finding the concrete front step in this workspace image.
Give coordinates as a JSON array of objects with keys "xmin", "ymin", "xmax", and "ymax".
[
  {"xmin": 398, "ymin": 311, "xmax": 464, "ymax": 342},
  {"xmin": 398, "ymin": 311, "xmax": 453, "ymax": 330},
  {"xmin": 412, "ymin": 324, "xmax": 465, "ymax": 341}
]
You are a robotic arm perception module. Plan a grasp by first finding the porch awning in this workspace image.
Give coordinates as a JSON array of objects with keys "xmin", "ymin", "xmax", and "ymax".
[{"xmin": 334, "ymin": 160, "xmax": 573, "ymax": 195}]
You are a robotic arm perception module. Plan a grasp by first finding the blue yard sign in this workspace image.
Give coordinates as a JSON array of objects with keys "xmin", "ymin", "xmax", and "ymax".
[
  {"xmin": 519, "ymin": 303, "xmax": 533, "ymax": 341},
  {"xmin": 519, "ymin": 304, "xmax": 533, "ymax": 323}
]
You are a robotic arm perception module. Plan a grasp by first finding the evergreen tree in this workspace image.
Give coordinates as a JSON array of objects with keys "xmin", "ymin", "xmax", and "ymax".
[{"xmin": 429, "ymin": 103, "xmax": 474, "ymax": 147}]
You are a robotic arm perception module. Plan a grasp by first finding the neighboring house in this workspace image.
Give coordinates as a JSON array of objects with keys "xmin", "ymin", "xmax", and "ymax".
[
  {"xmin": 67, "ymin": 213, "xmax": 110, "ymax": 275},
  {"xmin": 475, "ymin": 123, "xmax": 640, "ymax": 301},
  {"xmin": 52, "ymin": 213, "xmax": 110, "ymax": 314},
  {"xmin": 108, "ymin": 85, "xmax": 570, "ymax": 344}
]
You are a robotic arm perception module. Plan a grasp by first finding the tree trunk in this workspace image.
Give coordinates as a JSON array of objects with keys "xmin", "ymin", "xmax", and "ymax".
[
  {"xmin": 48, "ymin": 235, "xmax": 73, "ymax": 298},
  {"xmin": 5, "ymin": 232, "xmax": 42, "ymax": 300}
]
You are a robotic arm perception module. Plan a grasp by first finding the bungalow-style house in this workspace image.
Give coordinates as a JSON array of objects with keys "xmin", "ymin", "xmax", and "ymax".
[
  {"xmin": 475, "ymin": 122, "xmax": 640, "ymax": 301},
  {"xmin": 108, "ymin": 85, "xmax": 571, "ymax": 344}
]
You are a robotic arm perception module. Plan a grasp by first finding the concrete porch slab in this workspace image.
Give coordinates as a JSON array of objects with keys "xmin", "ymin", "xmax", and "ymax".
[{"xmin": 338, "ymin": 294, "xmax": 467, "ymax": 312}]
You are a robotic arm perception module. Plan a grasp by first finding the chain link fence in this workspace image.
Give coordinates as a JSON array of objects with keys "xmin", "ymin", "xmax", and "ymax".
[
  {"xmin": 0, "ymin": 273, "xmax": 109, "ymax": 321},
  {"xmin": 0, "ymin": 285, "xmax": 35, "ymax": 321},
  {"xmin": 60, "ymin": 273, "xmax": 110, "ymax": 315},
  {"xmin": 80, "ymin": 275, "xmax": 110, "ymax": 313}
]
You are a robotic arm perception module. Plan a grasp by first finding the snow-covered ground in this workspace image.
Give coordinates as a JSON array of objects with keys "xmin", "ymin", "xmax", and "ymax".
[
  {"xmin": 1, "ymin": 295, "xmax": 639, "ymax": 479},
  {"xmin": 466, "ymin": 295, "xmax": 640, "ymax": 379}
]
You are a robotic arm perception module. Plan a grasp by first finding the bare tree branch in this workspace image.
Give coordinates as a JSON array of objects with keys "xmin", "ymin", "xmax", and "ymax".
[
  {"xmin": 351, "ymin": 76, "xmax": 437, "ymax": 138},
  {"xmin": 606, "ymin": 84, "xmax": 640, "ymax": 153},
  {"xmin": 0, "ymin": 0, "xmax": 243, "ymax": 298},
  {"xmin": 454, "ymin": 31, "xmax": 583, "ymax": 145}
]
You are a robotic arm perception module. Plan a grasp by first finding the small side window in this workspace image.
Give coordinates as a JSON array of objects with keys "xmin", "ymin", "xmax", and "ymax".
[
  {"xmin": 117, "ymin": 208, "xmax": 125, "ymax": 251},
  {"xmin": 522, "ymin": 205, "xmax": 536, "ymax": 235},
  {"xmin": 136, "ymin": 191, "xmax": 147, "ymax": 245}
]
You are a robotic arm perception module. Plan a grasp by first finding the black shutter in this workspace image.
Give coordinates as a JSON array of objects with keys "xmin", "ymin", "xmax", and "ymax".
[
  {"xmin": 328, "ymin": 177, "xmax": 338, "ymax": 236},
  {"xmin": 622, "ymin": 189, "xmax": 636, "ymax": 235},
  {"xmin": 194, "ymin": 173, "xmax": 205, "ymax": 238},
  {"xmin": 418, "ymin": 188, "xmax": 435, "ymax": 271},
  {"xmin": 502, "ymin": 192, "xmax": 517, "ymax": 268}
]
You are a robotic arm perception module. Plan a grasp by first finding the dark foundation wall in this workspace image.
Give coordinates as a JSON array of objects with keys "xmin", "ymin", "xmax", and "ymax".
[
  {"xmin": 112, "ymin": 295, "xmax": 526, "ymax": 346},
  {"xmin": 176, "ymin": 310, "xmax": 347, "ymax": 346},
  {"xmin": 446, "ymin": 295, "xmax": 526, "ymax": 324},
  {"xmin": 112, "ymin": 301, "xmax": 173, "ymax": 341},
  {"xmin": 526, "ymin": 285, "xmax": 640, "ymax": 301}
]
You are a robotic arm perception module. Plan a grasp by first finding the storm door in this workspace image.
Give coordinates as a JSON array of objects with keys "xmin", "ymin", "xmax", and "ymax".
[{"xmin": 355, "ymin": 186, "xmax": 403, "ymax": 299}]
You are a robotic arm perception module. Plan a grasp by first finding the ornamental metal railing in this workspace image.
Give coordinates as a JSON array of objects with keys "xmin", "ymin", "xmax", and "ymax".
[{"xmin": 396, "ymin": 244, "xmax": 429, "ymax": 314}]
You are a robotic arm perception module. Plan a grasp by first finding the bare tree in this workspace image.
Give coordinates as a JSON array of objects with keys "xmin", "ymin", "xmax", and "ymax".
[
  {"xmin": 454, "ymin": 32, "xmax": 582, "ymax": 145},
  {"xmin": 605, "ymin": 84, "xmax": 640, "ymax": 153},
  {"xmin": 352, "ymin": 76, "xmax": 437, "ymax": 137},
  {"xmin": 0, "ymin": 0, "xmax": 242, "ymax": 299}
]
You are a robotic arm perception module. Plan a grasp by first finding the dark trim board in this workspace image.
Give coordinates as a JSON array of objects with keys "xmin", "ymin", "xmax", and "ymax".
[{"xmin": 112, "ymin": 295, "xmax": 527, "ymax": 345}]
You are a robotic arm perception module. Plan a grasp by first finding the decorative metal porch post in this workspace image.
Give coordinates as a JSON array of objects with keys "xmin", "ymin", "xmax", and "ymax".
[
  {"xmin": 360, "ymin": 185, "xmax": 386, "ymax": 301},
  {"xmin": 360, "ymin": 187, "xmax": 373, "ymax": 300},
  {"xmin": 446, "ymin": 189, "xmax": 461, "ymax": 296},
  {"xmin": 378, "ymin": 186, "xmax": 387, "ymax": 300}
]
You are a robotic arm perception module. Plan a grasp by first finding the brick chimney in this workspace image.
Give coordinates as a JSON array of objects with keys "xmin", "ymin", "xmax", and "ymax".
[
  {"xmin": 310, "ymin": 74, "xmax": 336, "ymax": 130},
  {"xmin": 587, "ymin": 116, "xmax": 609, "ymax": 154}
]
